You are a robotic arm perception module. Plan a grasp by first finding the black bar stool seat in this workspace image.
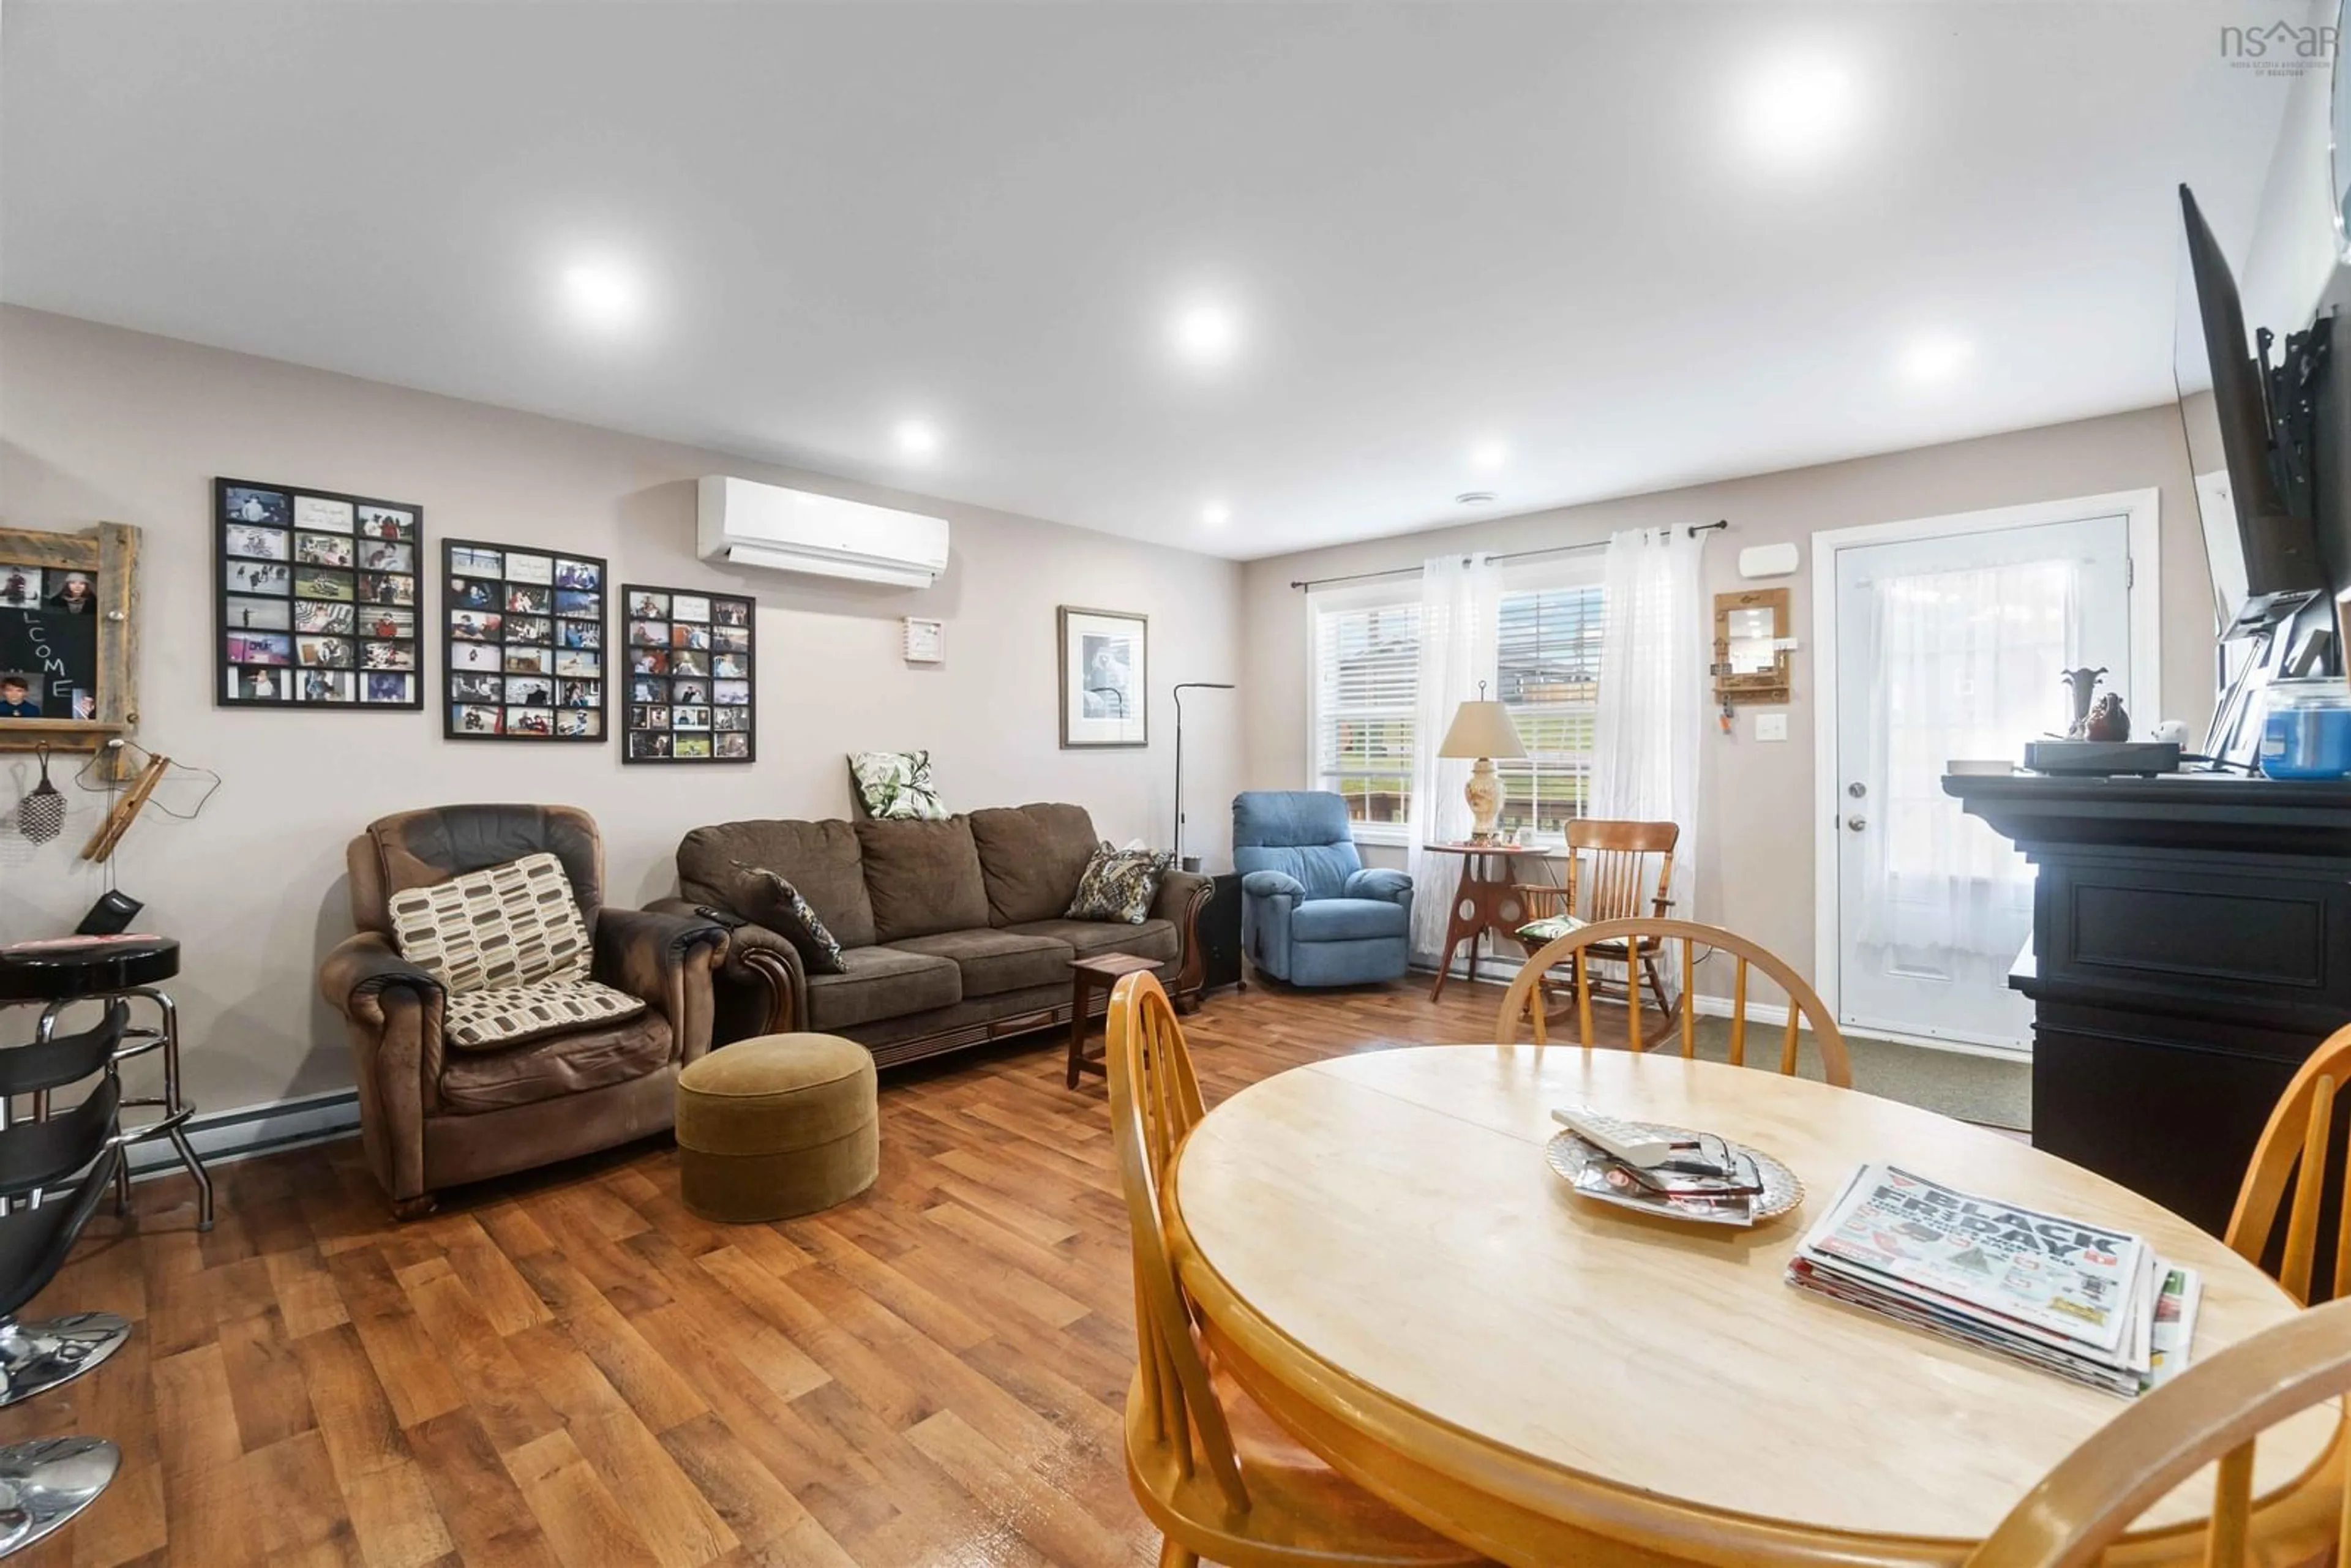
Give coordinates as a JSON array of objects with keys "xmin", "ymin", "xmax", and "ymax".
[
  {"xmin": 0, "ymin": 1005, "xmax": 127, "ymax": 1101},
  {"xmin": 0, "ymin": 941, "xmax": 177, "ymax": 1005},
  {"xmin": 0, "ymin": 1081, "xmax": 118, "ymax": 1204}
]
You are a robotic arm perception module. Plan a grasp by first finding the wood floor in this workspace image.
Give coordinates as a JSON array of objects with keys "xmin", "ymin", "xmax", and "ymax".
[{"xmin": 0, "ymin": 975, "xmax": 1547, "ymax": 1568}]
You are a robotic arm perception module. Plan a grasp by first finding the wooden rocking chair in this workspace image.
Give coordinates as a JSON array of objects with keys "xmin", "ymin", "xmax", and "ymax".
[{"xmin": 1512, "ymin": 819, "xmax": 1679, "ymax": 1032}]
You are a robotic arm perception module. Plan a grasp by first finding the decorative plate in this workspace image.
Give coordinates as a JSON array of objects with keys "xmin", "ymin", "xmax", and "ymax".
[{"xmin": 1545, "ymin": 1120, "xmax": 1805, "ymax": 1228}]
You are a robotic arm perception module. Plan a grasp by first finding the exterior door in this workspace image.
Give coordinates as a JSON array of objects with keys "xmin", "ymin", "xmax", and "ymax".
[{"xmin": 1831, "ymin": 512, "xmax": 2134, "ymax": 1051}]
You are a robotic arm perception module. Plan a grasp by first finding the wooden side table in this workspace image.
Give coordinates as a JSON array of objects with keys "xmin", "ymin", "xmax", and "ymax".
[
  {"xmin": 1067, "ymin": 952, "xmax": 1162, "ymax": 1088},
  {"xmin": 1420, "ymin": 842, "xmax": 1552, "ymax": 1000}
]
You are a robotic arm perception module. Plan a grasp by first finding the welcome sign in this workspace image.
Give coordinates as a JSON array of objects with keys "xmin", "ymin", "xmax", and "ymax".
[{"xmin": 0, "ymin": 564, "xmax": 99, "ymax": 721}]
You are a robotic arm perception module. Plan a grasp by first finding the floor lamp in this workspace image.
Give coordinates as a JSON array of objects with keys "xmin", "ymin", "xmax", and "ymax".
[{"xmin": 1172, "ymin": 681, "xmax": 1235, "ymax": 872}]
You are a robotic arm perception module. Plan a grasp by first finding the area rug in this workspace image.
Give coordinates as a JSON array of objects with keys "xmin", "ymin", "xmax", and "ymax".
[{"xmin": 1678, "ymin": 1015, "xmax": 2031, "ymax": 1132}]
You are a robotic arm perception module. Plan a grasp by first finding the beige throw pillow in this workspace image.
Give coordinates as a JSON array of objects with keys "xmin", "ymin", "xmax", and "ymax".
[{"xmin": 387, "ymin": 850, "xmax": 593, "ymax": 993}]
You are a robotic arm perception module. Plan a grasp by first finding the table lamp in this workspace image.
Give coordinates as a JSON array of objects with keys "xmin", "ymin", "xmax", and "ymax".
[{"xmin": 1437, "ymin": 683, "xmax": 1526, "ymax": 844}]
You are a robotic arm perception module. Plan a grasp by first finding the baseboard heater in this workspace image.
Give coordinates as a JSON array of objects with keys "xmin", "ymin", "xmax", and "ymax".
[{"xmin": 122, "ymin": 1088, "xmax": 359, "ymax": 1177}]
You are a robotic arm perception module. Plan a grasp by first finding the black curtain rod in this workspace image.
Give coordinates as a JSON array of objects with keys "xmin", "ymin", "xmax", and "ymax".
[{"xmin": 1288, "ymin": 519, "xmax": 1729, "ymax": 592}]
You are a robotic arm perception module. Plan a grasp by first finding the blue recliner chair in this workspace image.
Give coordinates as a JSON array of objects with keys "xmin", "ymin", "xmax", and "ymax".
[{"xmin": 1232, "ymin": 791, "xmax": 1414, "ymax": 986}]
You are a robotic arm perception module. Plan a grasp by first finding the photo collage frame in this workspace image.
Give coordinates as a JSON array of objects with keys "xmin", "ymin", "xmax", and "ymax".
[
  {"xmin": 621, "ymin": 585, "xmax": 755, "ymax": 762},
  {"xmin": 444, "ymin": 540, "xmax": 608, "ymax": 741},
  {"xmin": 216, "ymin": 478, "xmax": 423, "ymax": 708}
]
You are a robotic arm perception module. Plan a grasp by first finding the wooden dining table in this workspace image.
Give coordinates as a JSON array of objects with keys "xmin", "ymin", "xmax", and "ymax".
[{"xmin": 1165, "ymin": 1044, "xmax": 2344, "ymax": 1567}]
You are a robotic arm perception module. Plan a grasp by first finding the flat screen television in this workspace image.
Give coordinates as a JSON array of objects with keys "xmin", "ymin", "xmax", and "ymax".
[{"xmin": 2180, "ymin": 184, "xmax": 2327, "ymax": 604}]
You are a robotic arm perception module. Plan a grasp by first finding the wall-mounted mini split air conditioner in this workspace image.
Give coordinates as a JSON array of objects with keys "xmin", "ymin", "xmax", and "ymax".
[{"xmin": 696, "ymin": 475, "xmax": 950, "ymax": 590}]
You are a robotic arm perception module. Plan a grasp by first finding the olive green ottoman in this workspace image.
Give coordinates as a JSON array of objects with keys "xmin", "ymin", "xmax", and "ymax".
[{"xmin": 675, "ymin": 1033, "xmax": 878, "ymax": 1222}]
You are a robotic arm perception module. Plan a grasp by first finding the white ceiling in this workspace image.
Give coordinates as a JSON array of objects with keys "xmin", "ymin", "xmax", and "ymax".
[{"xmin": 0, "ymin": 2, "xmax": 2295, "ymax": 560}]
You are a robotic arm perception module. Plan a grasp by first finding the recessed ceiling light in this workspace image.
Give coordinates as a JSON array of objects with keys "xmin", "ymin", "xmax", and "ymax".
[
  {"xmin": 1455, "ymin": 491, "xmax": 1498, "ymax": 508},
  {"xmin": 896, "ymin": 420, "xmax": 939, "ymax": 457},
  {"xmin": 1741, "ymin": 54, "xmax": 1858, "ymax": 165},
  {"xmin": 1201, "ymin": 502, "xmax": 1231, "ymax": 528},
  {"xmin": 560, "ymin": 261, "xmax": 641, "ymax": 330},
  {"xmin": 1471, "ymin": 440, "xmax": 1509, "ymax": 472},
  {"xmin": 1899, "ymin": 334, "xmax": 1974, "ymax": 382},
  {"xmin": 1172, "ymin": 302, "xmax": 1239, "ymax": 364}
]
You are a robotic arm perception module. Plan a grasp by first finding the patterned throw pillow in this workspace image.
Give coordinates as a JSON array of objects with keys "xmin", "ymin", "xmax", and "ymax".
[
  {"xmin": 1066, "ymin": 844, "xmax": 1174, "ymax": 925},
  {"xmin": 1515, "ymin": 913, "xmax": 1587, "ymax": 948},
  {"xmin": 387, "ymin": 851, "xmax": 592, "ymax": 993},
  {"xmin": 443, "ymin": 977, "xmax": 647, "ymax": 1050},
  {"xmin": 736, "ymin": 863, "xmax": 848, "ymax": 975},
  {"xmin": 849, "ymin": 750, "xmax": 949, "ymax": 821}
]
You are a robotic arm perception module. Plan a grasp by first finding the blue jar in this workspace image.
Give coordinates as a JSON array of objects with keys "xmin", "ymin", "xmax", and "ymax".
[{"xmin": 2259, "ymin": 677, "xmax": 2351, "ymax": 779}]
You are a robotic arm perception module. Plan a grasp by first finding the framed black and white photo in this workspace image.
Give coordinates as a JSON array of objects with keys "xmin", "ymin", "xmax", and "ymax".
[
  {"xmin": 620, "ymin": 584, "xmax": 754, "ymax": 763},
  {"xmin": 216, "ymin": 478, "xmax": 423, "ymax": 708},
  {"xmin": 1057, "ymin": 605, "xmax": 1147, "ymax": 748},
  {"xmin": 442, "ymin": 539, "xmax": 607, "ymax": 741}
]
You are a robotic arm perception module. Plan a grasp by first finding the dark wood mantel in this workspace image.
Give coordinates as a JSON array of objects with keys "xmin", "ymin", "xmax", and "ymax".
[{"xmin": 1946, "ymin": 772, "xmax": 2351, "ymax": 1233}]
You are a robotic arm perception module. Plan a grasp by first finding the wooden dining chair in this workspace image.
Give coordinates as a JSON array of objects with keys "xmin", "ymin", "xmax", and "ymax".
[
  {"xmin": 1512, "ymin": 819, "xmax": 1679, "ymax": 1023},
  {"xmin": 1965, "ymin": 1294, "xmax": 2351, "ymax": 1568},
  {"xmin": 1105, "ymin": 972, "xmax": 1485, "ymax": 1568},
  {"xmin": 2225, "ymin": 1019, "xmax": 2351, "ymax": 1305},
  {"xmin": 1494, "ymin": 917, "xmax": 1854, "ymax": 1089}
]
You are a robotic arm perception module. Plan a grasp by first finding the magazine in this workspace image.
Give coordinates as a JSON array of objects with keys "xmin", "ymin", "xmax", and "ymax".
[
  {"xmin": 1802, "ymin": 1165, "xmax": 2146, "ymax": 1351},
  {"xmin": 1568, "ymin": 1158, "xmax": 1757, "ymax": 1227},
  {"xmin": 0, "ymin": 932, "xmax": 163, "ymax": 953},
  {"xmin": 2147, "ymin": 1266, "xmax": 2204, "ymax": 1389},
  {"xmin": 1787, "ymin": 1165, "xmax": 2200, "ymax": 1398}
]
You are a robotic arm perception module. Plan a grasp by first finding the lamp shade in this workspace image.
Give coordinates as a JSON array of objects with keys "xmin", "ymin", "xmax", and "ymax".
[{"xmin": 1438, "ymin": 699, "xmax": 1526, "ymax": 760}]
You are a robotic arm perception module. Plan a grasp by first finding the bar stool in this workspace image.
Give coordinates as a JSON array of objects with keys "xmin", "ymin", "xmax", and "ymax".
[
  {"xmin": 0, "ymin": 1003, "xmax": 132, "ymax": 1406},
  {"xmin": 0, "ymin": 937, "xmax": 211, "ymax": 1230},
  {"xmin": 0, "ymin": 1011, "xmax": 132, "ymax": 1556}
]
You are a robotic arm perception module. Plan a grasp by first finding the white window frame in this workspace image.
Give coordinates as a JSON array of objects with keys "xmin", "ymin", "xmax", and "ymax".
[{"xmin": 1306, "ymin": 578, "xmax": 1421, "ymax": 846}]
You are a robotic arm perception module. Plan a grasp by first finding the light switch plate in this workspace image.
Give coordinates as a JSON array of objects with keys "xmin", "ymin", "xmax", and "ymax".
[{"xmin": 1754, "ymin": 711, "xmax": 1788, "ymax": 743}]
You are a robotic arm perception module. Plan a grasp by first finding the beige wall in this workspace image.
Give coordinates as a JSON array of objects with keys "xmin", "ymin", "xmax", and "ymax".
[
  {"xmin": 0, "ymin": 301, "xmax": 2220, "ymax": 1108},
  {"xmin": 1240, "ymin": 403, "xmax": 2211, "ymax": 995},
  {"xmin": 0, "ymin": 306, "xmax": 1242, "ymax": 1113}
]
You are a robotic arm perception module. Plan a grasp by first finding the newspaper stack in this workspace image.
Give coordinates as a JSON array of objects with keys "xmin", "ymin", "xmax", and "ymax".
[{"xmin": 1786, "ymin": 1165, "xmax": 2201, "ymax": 1398}]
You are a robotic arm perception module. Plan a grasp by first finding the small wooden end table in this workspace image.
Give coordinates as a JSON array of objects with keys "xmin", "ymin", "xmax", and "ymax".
[
  {"xmin": 1421, "ymin": 841, "xmax": 1551, "ymax": 1000},
  {"xmin": 1067, "ymin": 953, "xmax": 1161, "ymax": 1088}
]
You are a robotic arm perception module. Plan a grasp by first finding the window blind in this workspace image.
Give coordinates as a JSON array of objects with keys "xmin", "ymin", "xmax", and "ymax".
[
  {"xmin": 1494, "ymin": 576, "xmax": 1604, "ymax": 840},
  {"xmin": 1311, "ymin": 596, "xmax": 1420, "ymax": 829}
]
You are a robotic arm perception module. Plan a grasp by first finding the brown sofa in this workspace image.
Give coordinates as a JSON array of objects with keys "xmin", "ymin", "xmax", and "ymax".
[
  {"xmin": 653, "ymin": 803, "xmax": 1211, "ymax": 1068},
  {"xmin": 318, "ymin": 804, "xmax": 729, "ymax": 1217}
]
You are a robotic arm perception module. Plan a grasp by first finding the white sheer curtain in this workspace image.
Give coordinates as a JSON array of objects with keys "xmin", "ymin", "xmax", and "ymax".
[
  {"xmin": 1591, "ymin": 526, "xmax": 1708, "ymax": 994},
  {"xmin": 1853, "ymin": 558, "xmax": 2075, "ymax": 986},
  {"xmin": 1406, "ymin": 553, "xmax": 1496, "ymax": 969}
]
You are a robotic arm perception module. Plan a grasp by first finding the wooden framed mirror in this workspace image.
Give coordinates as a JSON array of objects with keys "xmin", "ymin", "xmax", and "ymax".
[
  {"xmin": 1712, "ymin": 585, "xmax": 1790, "ymax": 707},
  {"xmin": 0, "ymin": 521, "xmax": 141, "ymax": 778}
]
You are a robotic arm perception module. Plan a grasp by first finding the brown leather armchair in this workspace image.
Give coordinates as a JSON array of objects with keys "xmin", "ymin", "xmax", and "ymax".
[{"xmin": 318, "ymin": 804, "xmax": 728, "ymax": 1218}]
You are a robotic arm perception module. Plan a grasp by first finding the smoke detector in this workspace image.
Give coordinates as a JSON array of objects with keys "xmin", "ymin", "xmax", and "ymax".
[{"xmin": 1455, "ymin": 490, "xmax": 1498, "ymax": 507}]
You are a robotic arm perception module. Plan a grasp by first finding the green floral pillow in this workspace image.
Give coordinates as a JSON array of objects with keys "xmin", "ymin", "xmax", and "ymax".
[
  {"xmin": 1067, "ymin": 844, "xmax": 1174, "ymax": 925},
  {"xmin": 1515, "ymin": 913, "xmax": 1586, "ymax": 948},
  {"xmin": 849, "ymin": 750, "xmax": 948, "ymax": 821}
]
